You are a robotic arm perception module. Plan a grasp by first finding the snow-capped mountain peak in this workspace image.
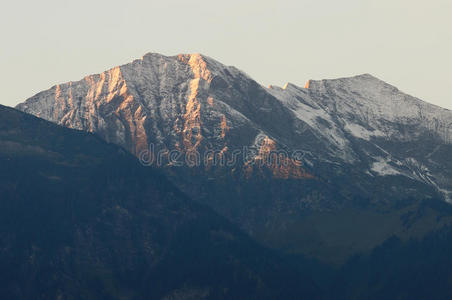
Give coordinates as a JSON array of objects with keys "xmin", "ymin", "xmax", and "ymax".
[{"xmin": 16, "ymin": 52, "xmax": 452, "ymax": 203}]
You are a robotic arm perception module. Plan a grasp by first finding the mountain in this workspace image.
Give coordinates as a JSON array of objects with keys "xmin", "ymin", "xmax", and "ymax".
[
  {"xmin": 16, "ymin": 52, "xmax": 452, "ymax": 263},
  {"xmin": 0, "ymin": 104, "xmax": 321, "ymax": 299}
]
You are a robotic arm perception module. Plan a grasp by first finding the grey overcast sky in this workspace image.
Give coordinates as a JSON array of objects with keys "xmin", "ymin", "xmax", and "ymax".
[{"xmin": 1, "ymin": 0, "xmax": 451, "ymax": 109}]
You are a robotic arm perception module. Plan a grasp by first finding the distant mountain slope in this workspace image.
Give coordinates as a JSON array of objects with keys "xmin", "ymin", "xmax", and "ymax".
[
  {"xmin": 16, "ymin": 52, "xmax": 452, "ymax": 263},
  {"xmin": 0, "ymin": 104, "xmax": 320, "ymax": 299}
]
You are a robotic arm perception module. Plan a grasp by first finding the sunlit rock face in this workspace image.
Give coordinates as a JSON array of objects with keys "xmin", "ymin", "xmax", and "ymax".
[
  {"xmin": 18, "ymin": 52, "xmax": 311, "ymax": 178},
  {"xmin": 17, "ymin": 52, "xmax": 452, "ymax": 262}
]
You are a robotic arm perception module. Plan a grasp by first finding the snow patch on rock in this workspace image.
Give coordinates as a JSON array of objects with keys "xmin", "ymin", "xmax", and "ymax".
[
  {"xmin": 371, "ymin": 157, "xmax": 401, "ymax": 176},
  {"xmin": 344, "ymin": 122, "xmax": 385, "ymax": 141}
]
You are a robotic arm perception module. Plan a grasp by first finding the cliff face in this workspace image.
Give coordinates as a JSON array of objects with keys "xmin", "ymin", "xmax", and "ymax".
[{"xmin": 16, "ymin": 52, "xmax": 452, "ymax": 262}]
